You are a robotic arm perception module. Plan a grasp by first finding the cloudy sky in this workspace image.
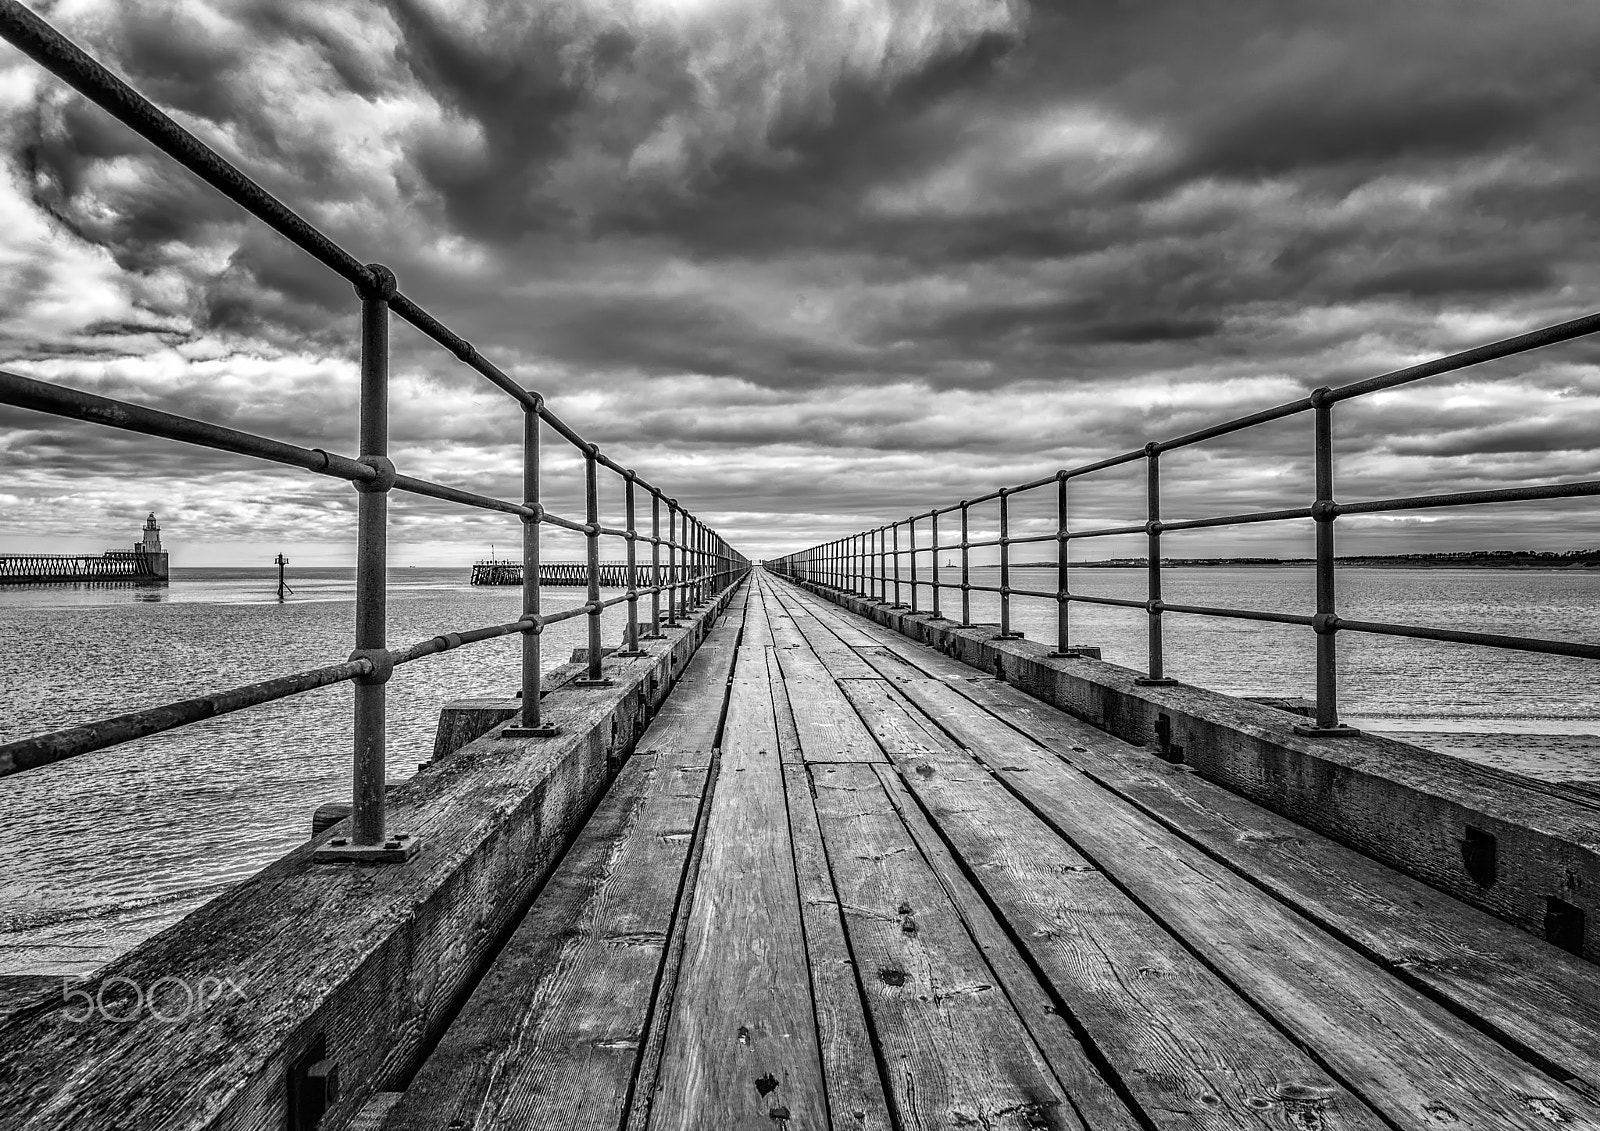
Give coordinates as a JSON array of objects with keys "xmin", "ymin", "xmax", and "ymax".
[{"xmin": 3, "ymin": 0, "xmax": 1600, "ymax": 566}]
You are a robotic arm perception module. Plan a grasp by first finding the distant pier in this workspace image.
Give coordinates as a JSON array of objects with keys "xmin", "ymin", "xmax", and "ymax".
[{"xmin": 0, "ymin": 513, "xmax": 168, "ymax": 586}]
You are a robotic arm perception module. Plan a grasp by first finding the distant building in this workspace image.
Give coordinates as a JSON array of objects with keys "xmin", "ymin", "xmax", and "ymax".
[{"xmin": 97, "ymin": 512, "xmax": 170, "ymax": 581}]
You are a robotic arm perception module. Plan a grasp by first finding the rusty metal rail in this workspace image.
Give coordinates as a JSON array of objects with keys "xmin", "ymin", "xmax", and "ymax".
[
  {"xmin": 769, "ymin": 312, "xmax": 1600, "ymax": 737},
  {"xmin": 0, "ymin": 4, "xmax": 749, "ymax": 860}
]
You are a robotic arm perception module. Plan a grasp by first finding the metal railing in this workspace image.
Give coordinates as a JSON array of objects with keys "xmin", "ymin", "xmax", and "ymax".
[
  {"xmin": 768, "ymin": 311, "xmax": 1600, "ymax": 738},
  {"xmin": 0, "ymin": 4, "xmax": 749, "ymax": 860}
]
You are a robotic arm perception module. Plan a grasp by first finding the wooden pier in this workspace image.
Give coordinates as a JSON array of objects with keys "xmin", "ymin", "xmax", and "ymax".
[
  {"xmin": 348, "ymin": 572, "xmax": 1598, "ymax": 1131},
  {"xmin": 3, "ymin": 571, "xmax": 1598, "ymax": 1130}
]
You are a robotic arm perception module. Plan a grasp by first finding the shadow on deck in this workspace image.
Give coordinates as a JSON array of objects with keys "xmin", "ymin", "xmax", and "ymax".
[{"xmin": 367, "ymin": 571, "xmax": 1600, "ymax": 1131}]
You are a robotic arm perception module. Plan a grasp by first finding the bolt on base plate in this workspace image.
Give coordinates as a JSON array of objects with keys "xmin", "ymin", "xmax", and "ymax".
[{"xmin": 314, "ymin": 833, "xmax": 421, "ymax": 864}]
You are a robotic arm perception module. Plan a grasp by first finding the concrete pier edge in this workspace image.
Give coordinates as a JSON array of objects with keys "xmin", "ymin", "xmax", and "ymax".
[{"xmin": 783, "ymin": 576, "xmax": 1598, "ymax": 964}]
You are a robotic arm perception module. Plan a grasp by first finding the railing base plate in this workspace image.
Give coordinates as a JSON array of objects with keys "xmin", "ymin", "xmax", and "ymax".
[
  {"xmin": 1293, "ymin": 723, "xmax": 1363, "ymax": 737},
  {"xmin": 992, "ymin": 632, "xmax": 1025, "ymax": 641},
  {"xmin": 314, "ymin": 834, "xmax": 421, "ymax": 865},
  {"xmin": 612, "ymin": 649, "xmax": 650, "ymax": 658},
  {"xmin": 501, "ymin": 724, "xmax": 563, "ymax": 739},
  {"xmin": 1134, "ymin": 676, "xmax": 1178, "ymax": 686},
  {"xmin": 572, "ymin": 677, "xmax": 615, "ymax": 689}
]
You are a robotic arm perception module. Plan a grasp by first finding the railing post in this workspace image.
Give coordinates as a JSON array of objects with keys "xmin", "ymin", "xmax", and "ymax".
[
  {"xmin": 891, "ymin": 521, "xmax": 904, "ymax": 607},
  {"xmin": 319, "ymin": 263, "xmax": 415, "ymax": 863},
  {"xmin": 996, "ymin": 488, "xmax": 1021, "ymax": 639},
  {"xmin": 577, "ymin": 446, "xmax": 611, "ymax": 687},
  {"xmin": 618, "ymin": 472, "xmax": 645, "ymax": 656},
  {"xmin": 1049, "ymin": 470, "xmax": 1083, "ymax": 658},
  {"xmin": 644, "ymin": 490, "xmax": 664, "ymax": 638},
  {"xmin": 520, "ymin": 403, "xmax": 546, "ymax": 725},
  {"xmin": 1297, "ymin": 390, "xmax": 1360, "ymax": 736},
  {"xmin": 1136, "ymin": 444, "xmax": 1177, "ymax": 686},
  {"xmin": 504, "ymin": 398, "xmax": 560, "ymax": 738},
  {"xmin": 666, "ymin": 500, "xmax": 680, "ymax": 626},
  {"xmin": 929, "ymin": 512, "xmax": 942, "ymax": 619},
  {"xmin": 959, "ymin": 502, "xmax": 971, "ymax": 626},
  {"xmin": 908, "ymin": 516, "xmax": 919, "ymax": 613}
]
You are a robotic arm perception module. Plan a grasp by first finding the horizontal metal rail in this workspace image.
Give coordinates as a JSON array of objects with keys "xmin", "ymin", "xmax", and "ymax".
[
  {"xmin": 770, "ymin": 308, "xmax": 1600, "ymax": 736},
  {"xmin": 0, "ymin": 5, "xmax": 751, "ymax": 865}
]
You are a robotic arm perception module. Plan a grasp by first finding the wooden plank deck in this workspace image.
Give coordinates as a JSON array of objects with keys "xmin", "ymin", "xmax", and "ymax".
[{"xmin": 380, "ymin": 570, "xmax": 1600, "ymax": 1131}]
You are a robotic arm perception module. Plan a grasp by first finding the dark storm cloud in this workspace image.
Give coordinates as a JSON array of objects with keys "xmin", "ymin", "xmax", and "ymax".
[{"xmin": 4, "ymin": 0, "xmax": 1600, "ymax": 561}]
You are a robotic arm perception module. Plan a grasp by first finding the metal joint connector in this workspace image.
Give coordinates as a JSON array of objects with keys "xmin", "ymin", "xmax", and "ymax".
[
  {"xmin": 350, "ymin": 647, "xmax": 394, "ymax": 685},
  {"xmin": 525, "ymin": 391, "xmax": 545, "ymax": 414},
  {"xmin": 1056, "ymin": 469, "xmax": 1069, "ymax": 482},
  {"xmin": 353, "ymin": 455, "xmax": 396, "ymax": 494},
  {"xmin": 355, "ymin": 262, "xmax": 398, "ymax": 302},
  {"xmin": 520, "ymin": 615, "xmax": 544, "ymax": 635},
  {"xmin": 1309, "ymin": 385, "xmax": 1334, "ymax": 407},
  {"xmin": 453, "ymin": 341, "xmax": 478, "ymax": 365},
  {"xmin": 1057, "ymin": 591, "xmax": 1071, "ymax": 603},
  {"xmin": 1000, "ymin": 585, "xmax": 1011, "ymax": 595},
  {"xmin": 434, "ymin": 633, "xmax": 463, "ymax": 652},
  {"xmin": 310, "ymin": 448, "xmax": 332, "ymax": 473},
  {"xmin": 1144, "ymin": 441, "xmax": 1161, "ymax": 456},
  {"xmin": 1057, "ymin": 530, "xmax": 1069, "ymax": 542},
  {"xmin": 625, "ymin": 468, "xmax": 637, "ymax": 482},
  {"xmin": 585, "ymin": 523, "xmax": 600, "ymax": 537},
  {"xmin": 1312, "ymin": 612, "xmax": 1341, "ymax": 635},
  {"xmin": 624, "ymin": 529, "xmax": 637, "ymax": 541},
  {"xmin": 521, "ymin": 502, "xmax": 544, "ymax": 525},
  {"xmin": 1146, "ymin": 599, "xmax": 1165, "ymax": 615},
  {"xmin": 587, "ymin": 600, "xmax": 605, "ymax": 615},
  {"xmin": 1146, "ymin": 519, "xmax": 1164, "ymax": 535},
  {"xmin": 1310, "ymin": 499, "xmax": 1339, "ymax": 522}
]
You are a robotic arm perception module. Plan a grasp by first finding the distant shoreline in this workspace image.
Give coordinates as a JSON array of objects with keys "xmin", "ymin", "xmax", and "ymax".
[{"xmin": 1008, "ymin": 551, "xmax": 1600, "ymax": 571}]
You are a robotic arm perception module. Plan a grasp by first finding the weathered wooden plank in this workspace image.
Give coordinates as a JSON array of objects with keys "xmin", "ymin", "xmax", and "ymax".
[
  {"xmin": 858, "ymin": 639, "xmax": 1600, "ymax": 1098},
  {"xmin": 870, "ymin": 768, "xmax": 1143, "ymax": 1131},
  {"xmin": 764, "ymin": 584, "xmax": 882, "ymax": 678},
  {"xmin": 781, "ymin": 762, "xmax": 895, "ymax": 1131},
  {"xmin": 833, "ymin": 677, "xmax": 951, "ymax": 757},
  {"xmin": 865, "ymin": 672, "xmax": 1600, "ymax": 1129},
  {"xmin": 808, "ymin": 761, "xmax": 1079, "ymax": 1131},
  {"xmin": 771, "ymin": 650, "xmax": 883, "ymax": 765},
  {"xmin": 630, "ymin": 587, "xmax": 747, "ymax": 753},
  {"xmin": 838, "ymin": 687, "xmax": 1374, "ymax": 1130},
  {"xmin": 385, "ymin": 748, "xmax": 711, "ymax": 1131},
  {"xmin": 648, "ymin": 634, "xmax": 828, "ymax": 1131},
  {"xmin": 624, "ymin": 742, "xmax": 719, "ymax": 1131}
]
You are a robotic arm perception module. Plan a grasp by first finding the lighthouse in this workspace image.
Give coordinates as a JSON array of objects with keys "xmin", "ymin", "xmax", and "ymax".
[
  {"xmin": 140, "ymin": 513, "xmax": 163, "ymax": 554},
  {"xmin": 135, "ymin": 513, "xmax": 170, "ymax": 580}
]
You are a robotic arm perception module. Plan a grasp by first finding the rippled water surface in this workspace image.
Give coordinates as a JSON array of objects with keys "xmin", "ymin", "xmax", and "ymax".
[
  {"xmin": 946, "ymin": 565, "xmax": 1600, "ymax": 722},
  {"xmin": 0, "ymin": 567, "xmax": 634, "ymax": 975},
  {"xmin": 2, "ymin": 564, "xmax": 1597, "ymax": 975}
]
